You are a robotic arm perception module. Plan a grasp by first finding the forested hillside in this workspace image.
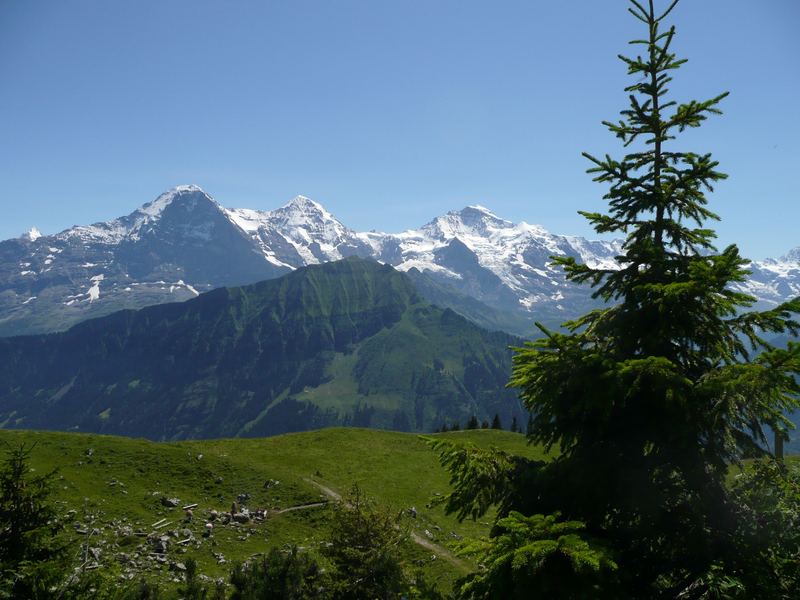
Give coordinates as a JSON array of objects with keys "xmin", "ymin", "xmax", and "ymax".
[{"xmin": 0, "ymin": 258, "xmax": 522, "ymax": 439}]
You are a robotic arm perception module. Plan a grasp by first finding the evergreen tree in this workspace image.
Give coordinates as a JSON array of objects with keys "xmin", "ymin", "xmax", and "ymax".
[
  {"xmin": 439, "ymin": 423, "xmax": 449, "ymax": 433},
  {"xmin": 115, "ymin": 579, "xmax": 163, "ymax": 600},
  {"xmin": 481, "ymin": 419, "xmax": 489, "ymax": 430},
  {"xmin": 451, "ymin": 422, "xmax": 461, "ymax": 432},
  {"xmin": 526, "ymin": 412, "xmax": 534, "ymax": 436},
  {"xmin": 179, "ymin": 557, "xmax": 223, "ymax": 600},
  {"xmin": 456, "ymin": 512, "xmax": 617, "ymax": 599},
  {"xmin": 490, "ymin": 414, "xmax": 502, "ymax": 430},
  {"xmin": 323, "ymin": 485, "xmax": 409, "ymax": 600},
  {"xmin": 466, "ymin": 415, "xmax": 480, "ymax": 430},
  {"xmin": 0, "ymin": 442, "xmax": 69, "ymax": 598},
  {"xmin": 729, "ymin": 459, "xmax": 800, "ymax": 595},
  {"xmin": 510, "ymin": 416, "xmax": 519, "ymax": 433},
  {"xmin": 230, "ymin": 546, "xmax": 329, "ymax": 600},
  {"xmin": 432, "ymin": 1, "xmax": 800, "ymax": 597}
]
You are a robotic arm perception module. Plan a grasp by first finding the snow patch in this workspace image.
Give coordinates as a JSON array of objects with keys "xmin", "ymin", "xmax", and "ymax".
[
  {"xmin": 23, "ymin": 227, "xmax": 42, "ymax": 241},
  {"xmin": 177, "ymin": 280, "xmax": 200, "ymax": 296},
  {"xmin": 87, "ymin": 274, "xmax": 104, "ymax": 302}
]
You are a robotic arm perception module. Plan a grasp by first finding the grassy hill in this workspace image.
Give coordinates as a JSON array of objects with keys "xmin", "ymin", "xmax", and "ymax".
[{"xmin": 0, "ymin": 427, "xmax": 545, "ymax": 595}]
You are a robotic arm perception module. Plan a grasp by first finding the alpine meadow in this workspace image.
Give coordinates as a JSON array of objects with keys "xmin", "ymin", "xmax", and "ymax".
[{"xmin": 1, "ymin": 1, "xmax": 799, "ymax": 599}]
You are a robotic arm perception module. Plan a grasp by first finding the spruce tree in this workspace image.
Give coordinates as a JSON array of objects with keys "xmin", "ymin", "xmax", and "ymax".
[
  {"xmin": 229, "ymin": 547, "xmax": 330, "ymax": 600},
  {"xmin": 432, "ymin": 1, "xmax": 800, "ymax": 597},
  {"xmin": 323, "ymin": 485, "xmax": 409, "ymax": 600},
  {"xmin": 0, "ymin": 443, "xmax": 68, "ymax": 597},
  {"xmin": 490, "ymin": 414, "xmax": 502, "ymax": 430}
]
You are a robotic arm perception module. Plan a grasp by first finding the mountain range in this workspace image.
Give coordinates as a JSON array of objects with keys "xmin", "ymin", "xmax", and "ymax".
[
  {"xmin": 1, "ymin": 185, "xmax": 798, "ymax": 338},
  {"xmin": 0, "ymin": 258, "xmax": 523, "ymax": 440}
]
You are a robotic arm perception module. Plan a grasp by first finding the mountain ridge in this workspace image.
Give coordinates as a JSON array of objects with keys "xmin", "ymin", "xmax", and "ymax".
[
  {"xmin": 0, "ymin": 258, "xmax": 523, "ymax": 440},
  {"xmin": 2, "ymin": 185, "xmax": 797, "ymax": 337}
]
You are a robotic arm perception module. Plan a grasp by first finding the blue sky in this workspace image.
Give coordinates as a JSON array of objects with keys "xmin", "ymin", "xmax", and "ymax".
[{"xmin": 1, "ymin": 0, "xmax": 797, "ymax": 259}]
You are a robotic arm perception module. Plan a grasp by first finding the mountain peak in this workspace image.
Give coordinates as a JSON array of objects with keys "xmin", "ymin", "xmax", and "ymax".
[
  {"xmin": 783, "ymin": 247, "xmax": 800, "ymax": 263},
  {"xmin": 21, "ymin": 227, "xmax": 43, "ymax": 242},
  {"xmin": 139, "ymin": 184, "xmax": 214, "ymax": 218},
  {"xmin": 273, "ymin": 195, "xmax": 340, "ymax": 227},
  {"xmin": 463, "ymin": 204, "xmax": 499, "ymax": 217},
  {"xmin": 457, "ymin": 205, "xmax": 511, "ymax": 228},
  {"xmin": 279, "ymin": 195, "xmax": 329, "ymax": 215},
  {"xmin": 422, "ymin": 205, "xmax": 513, "ymax": 240},
  {"xmin": 172, "ymin": 184, "xmax": 205, "ymax": 194}
]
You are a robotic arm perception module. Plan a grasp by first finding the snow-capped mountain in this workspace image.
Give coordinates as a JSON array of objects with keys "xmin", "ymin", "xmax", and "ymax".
[
  {"xmin": 358, "ymin": 205, "xmax": 622, "ymax": 319},
  {"xmin": 224, "ymin": 196, "xmax": 373, "ymax": 268},
  {"xmin": 733, "ymin": 249, "xmax": 800, "ymax": 307},
  {"xmin": 0, "ymin": 186, "xmax": 285, "ymax": 336},
  {"xmin": 0, "ymin": 185, "xmax": 797, "ymax": 337},
  {"xmin": 785, "ymin": 247, "xmax": 800, "ymax": 262}
]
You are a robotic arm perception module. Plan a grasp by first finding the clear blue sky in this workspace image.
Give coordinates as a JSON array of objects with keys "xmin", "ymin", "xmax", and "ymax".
[{"xmin": 1, "ymin": 0, "xmax": 797, "ymax": 259}]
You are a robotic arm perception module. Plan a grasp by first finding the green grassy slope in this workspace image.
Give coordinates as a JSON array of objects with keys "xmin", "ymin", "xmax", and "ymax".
[{"xmin": 0, "ymin": 427, "xmax": 544, "ymax": 593}]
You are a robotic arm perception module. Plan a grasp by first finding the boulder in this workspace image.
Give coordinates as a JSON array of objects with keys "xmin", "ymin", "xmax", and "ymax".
[{"xmin": 154, "ymin": 537, "xmax": 169, "ymax": 554}]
